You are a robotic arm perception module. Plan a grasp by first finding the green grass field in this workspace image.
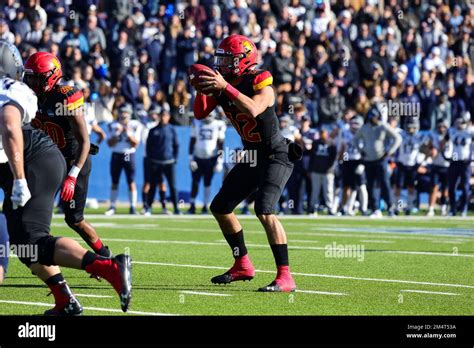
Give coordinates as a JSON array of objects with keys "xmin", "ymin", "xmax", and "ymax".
[{"xmin": 1, "ymin": 214, "xmax": 473, "ymax": 316}]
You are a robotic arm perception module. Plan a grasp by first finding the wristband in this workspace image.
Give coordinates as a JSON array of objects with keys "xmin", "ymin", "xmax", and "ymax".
[
  {"xmin": 68, "ymin": 165, "xmax": 81, "ymax": 179},
  {"xmin": 224, "ymin": 83, "xmax": 240, "ymax": 100}
]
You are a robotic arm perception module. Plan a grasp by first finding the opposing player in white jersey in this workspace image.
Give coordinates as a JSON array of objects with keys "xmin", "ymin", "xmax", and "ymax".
[
  {"xmin": 188, "ymin": 113, "xmax": 226, "ymax": 214},
  {"xmin": 339, "ymin": 115, "xmax": 368, "ymax": 215},
  {"xmin": 445, "ymin": 113, "xmax": 473, "ymax": 216},
  {"xmin": 106, "ymin": 104, "xmax": 142, "ymax": 215},
  {"xmin": 0, "ymin": 41, "xmax": 131, "ymax": 314},
  {"xmin": 394, "ymin": 117, "xmax": 424, "ymax": 215},
  {"xmin": 425, "ymin": 119, "xmax": 450, "ymax": 216}
]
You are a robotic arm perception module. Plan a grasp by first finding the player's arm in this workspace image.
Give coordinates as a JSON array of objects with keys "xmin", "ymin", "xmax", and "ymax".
[
  {"xmin": 194, "ymin": 93, "xmax": 219, "ymax": 120},
  {"xmin": 199, "ymin": 70, "xmax": 274, "ymax": 118},
  {"xmin": 0, "ymin": 104, "xmax": 31, "ymax": 209},
  {"xmin": 91, "ymin": 122, "xmax": 106, "ymax": 143},
  {"xmin": 61, "ymin": 111, "xmax": 90, "ymax": 202},
  {"xmin": 0, "ymin": 104, "xmax": 25, "ymax": 180},
  {"xmin": 68, "ymin": 112, "xmax": 91, "ymax": 170},
  {"xmin": 126, "ymin": 123, "xmax": 140, "ymax": 148}
]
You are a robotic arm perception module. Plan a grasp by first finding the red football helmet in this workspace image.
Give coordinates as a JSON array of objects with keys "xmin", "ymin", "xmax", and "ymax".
[
  {"xmin": 214, "ymin": 35, "xmax": 258, "ymax": 77},
  {"xmin": 24, "ymin": 52, "xmax": 62, "ymax": 93}
]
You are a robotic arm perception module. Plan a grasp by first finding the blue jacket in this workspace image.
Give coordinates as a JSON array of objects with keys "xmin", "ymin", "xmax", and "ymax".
[{"xmin": 146, "ymin": 123, "xmax": 179, "ymax": 163}]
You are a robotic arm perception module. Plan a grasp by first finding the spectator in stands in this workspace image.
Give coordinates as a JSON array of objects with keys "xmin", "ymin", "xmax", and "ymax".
[
  {"xmin": 170, "ymin": 78, "xmax": 190, "ymax": 125},
  {"xmin": 121, "ymin": 59, "xmax": 141, "ymax": 109},
  {"xmin": 318, "ymin": 82, "xmax": 346, "ymax": 125}
]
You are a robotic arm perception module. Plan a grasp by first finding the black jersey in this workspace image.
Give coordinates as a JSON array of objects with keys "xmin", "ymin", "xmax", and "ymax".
[
  {"xmin": 215, "ymin": 70, "xmax": 286, "ymax": 154},
  {"xmin": 23, "ymin": 125, "xmax": 58, "ymax": 162},
  {"xmin": 32, "ymin": 84, "xmax": 84, "ymax": 159}
]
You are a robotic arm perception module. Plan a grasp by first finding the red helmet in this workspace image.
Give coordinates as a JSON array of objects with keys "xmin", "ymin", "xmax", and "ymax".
[
  {"xmin": 214, "ymin": 35, "xmax": 258, "ymax": 77},
  {"xmin": 24, "ymin": 52, "xmax": 62, "ymax": 93}
]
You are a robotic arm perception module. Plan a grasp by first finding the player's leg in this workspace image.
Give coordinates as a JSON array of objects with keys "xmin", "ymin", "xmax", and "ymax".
[
  {"xmin": 459, "ymin": 162, "xmax": 471, "ymax": 216},
  {"xmin": 188, "ymin": 159, "xmax": 202, "ymax": 214},
  {"xmin": 406, "ymin": 166, "xmax": 418, "ymax": 214},
  {"xmin": 448, "ymin": 163, "xmax": 459, "ymax": 215},
  {"xmin": 63, "ymin": 157, "xmax": 111, "ymax": 257},
  {"xmin": 0, "ymin": 213, "xmax": 8, "ymax": 284},
  {"xmin": 142, "ymin": 157, "xmax": 151, "ymax": 213},
  {"xmin": 202, "ymin": 157, "xmax": 217, "ymax": 213},
  {"xmin": 439, "ymin": 167, "xmax": 449, "ymax": 215},
  {"xmin": 309, "ymin": 172, "xmax": 322, "ymax": 215},
  {"xmin": 106, "ymin": 153, "xmax": 122, "ymax": 215},
  {"xmin": 123, "ymin": 153, "xmax": 137, "ymax": 214},
  {"xmin": 254, "ymin": 159, "xmax": 295, "ymax": 292},
  {"xmin": 21, "ymin": 151, "xmax": 131, "ymax": 313},
  {"xmin": 428, "ymin": 166, "xmax": 440, "ymax": 216},
  {"xmin": 210, "ymin": 163, "xmax": 258, "ymax": 284}
]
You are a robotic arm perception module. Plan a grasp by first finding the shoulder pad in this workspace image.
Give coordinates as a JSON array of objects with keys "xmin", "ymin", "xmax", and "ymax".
[
  {"xmin": 253, "ymin": 70, "xmax": 273, "ymax": 91},
  {"xmin": 57, "ymin": 85, "xmax": 84, "ymax": 111}
]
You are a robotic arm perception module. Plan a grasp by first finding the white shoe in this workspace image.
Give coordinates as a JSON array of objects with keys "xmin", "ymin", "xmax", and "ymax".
[
  {"xmin": 370, "ymin": 210, "xmax": 382, "ymax": 218},
  {"xmin": 441, "ymin": 205, "xmax": 448, "ymax": 216},
  {"xmin": 461, "ymin": 210, "xmax": 467, "ymax": 218},
  {"xmin": 105, "ymin": 207, "xmax": 115, "ymax": 216},
  {"xmin": 426, "ymin": 209, "xmax": 435, "ymax": 217},
  {"xmin": 309, "ymin": 212, "xmax": 318, "ymax": 217}
]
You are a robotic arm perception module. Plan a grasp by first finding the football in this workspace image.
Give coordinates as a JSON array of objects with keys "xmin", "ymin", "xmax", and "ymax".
[{"xmin": 188, "ymin": 63, "xmax": 217, "ymax": 96}]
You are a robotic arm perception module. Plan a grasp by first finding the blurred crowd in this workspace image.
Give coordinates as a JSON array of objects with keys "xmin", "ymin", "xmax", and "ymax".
[{"xmin": 1, "ymin": 0, "xmax": 473, "ymax": 215}]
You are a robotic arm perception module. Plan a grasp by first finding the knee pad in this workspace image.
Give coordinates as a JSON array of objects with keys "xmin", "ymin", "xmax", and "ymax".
[
  {"xmin": 65, "ymin": 213, "xmax": 84, "ymax": 227},
  {"xmin": 18, "ymin": 235, "xmax": 60, "ymax": 267},
  {"xmin": 209, "ymin": 195, "xmax": 232, "ymax": 215}
]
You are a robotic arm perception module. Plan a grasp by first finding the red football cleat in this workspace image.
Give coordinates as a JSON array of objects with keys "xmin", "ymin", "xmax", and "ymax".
[
  {"xmin": 44, "ymin": 281, "xmax": 83, "ymax": 316},
  {"xmin": 211, "ymin": 255, "xmax": 255, "ymax": 284},
  {"xmin": 258, "ymin": 266, "xmax": 296, "ymax": 292},
  {"xmin": 85, "ymin": 254, "xmax": 132, "ymax": 312}
]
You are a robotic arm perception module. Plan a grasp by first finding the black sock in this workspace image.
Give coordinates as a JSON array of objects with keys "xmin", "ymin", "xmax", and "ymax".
[
  {"xmin": 142, "ymin": 191, "xmax": 149, "ymax": 209},
  {"xmin": 270, "ymin": 244, "xmax": 289, "ymax": 266},
  {"xmin": 45, "ymin": 273, "xmax": 64, "ymax": 286},
  {"xmin": 159, "ymin": 190, "xmax": 166, "ymax": 208},
  {"xmin": 81, "ymin": 251, "xmax": 98, "ymax": 269},
  {"xmin": 223, "ymin": 230, "xmax": 248, "ymax": 258}
]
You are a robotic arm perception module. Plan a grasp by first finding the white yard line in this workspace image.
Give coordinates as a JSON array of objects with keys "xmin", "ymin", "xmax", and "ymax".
[
  {"xmin": 74, "ymin": 294, "xmax": 113, "ymax": 298},
  {"xmin": 179, "ymin": 290, "xmax": 232, "ymax": 297},
  {"xmin": 296, "ymin": 290, "xmax": 347, "ymax": 296},
  {"xmin": 400, "ymin": 290, "xmax": 459, "ymax": 296},
  {"xmin": 95, "ymin": 237, "xmax": 474, "ymax": 258},
  {"xmin": 133, "ymin": 261, "xmax": 474, "ymax": 290},
  {"xmin": 360, "ymin": 240, "xmax": 395, "ymax": 244},
  {"xmin": 0, "ymin": 300, "xmax": 176, "ymax": 316}
]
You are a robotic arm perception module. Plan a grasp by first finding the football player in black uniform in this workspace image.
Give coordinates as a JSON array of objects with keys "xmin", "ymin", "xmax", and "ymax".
[
  {"xmin": 24, "ymin": 52, "xmax": 111, "ymax": 258},
  {"xmin": 191, "ymin": 35, "xmax": 302, "ymax": 292},
  {"xmin": 0, "ymin": 41, "xmax": 131, "ymax": 314}
]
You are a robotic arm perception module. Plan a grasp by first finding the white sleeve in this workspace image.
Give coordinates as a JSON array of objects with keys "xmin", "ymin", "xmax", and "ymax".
[
  {"xmin": 132, "ymin": 121, "xmax": 142, "ymax": 142},
  {"xmin": 0, "ymin": 79, "xmax": 38, "ymax": 125},
  {"xmin": 217, "ymin": 121, "xmax": 226, "ymax": 141}
]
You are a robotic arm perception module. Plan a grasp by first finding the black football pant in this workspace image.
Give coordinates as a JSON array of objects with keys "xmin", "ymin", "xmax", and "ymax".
[
  {"xmin": 0, "ymin": 147, "xmax": 66, "ymax": 266},
  {"xmin": 448, "ymin": 161, "xmax": 471, "ymax": 214}
]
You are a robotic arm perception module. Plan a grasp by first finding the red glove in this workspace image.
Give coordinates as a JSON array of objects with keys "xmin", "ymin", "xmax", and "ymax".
[{"xmin": 61, "ymin": 175, "xmax": 77, "ymax": 202}]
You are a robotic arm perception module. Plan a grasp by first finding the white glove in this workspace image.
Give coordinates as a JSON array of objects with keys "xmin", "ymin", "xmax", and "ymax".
[
  {"xmin": 214, "ymin": 159, "xmax": 224, "ymax": 173},
  {"xmin": 189, "ymin": 157, "xmax": 198, "ymax": 172},
  {"xmin": 355, "ymin": 164, "xmax": 365, "ymax": 175},
  {"xmin": 11, "ymin": 178, "xmax": 31, "ymax": 210}
]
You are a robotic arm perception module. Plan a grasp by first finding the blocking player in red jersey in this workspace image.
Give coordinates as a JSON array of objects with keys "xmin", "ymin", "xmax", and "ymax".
[
  {"xmin": 24, "ymin": 52, "xmax": 112, "ymax": 259},
  {"xmin": 190, "ymin": 35, "xmax": 302, "ymax": 292}
]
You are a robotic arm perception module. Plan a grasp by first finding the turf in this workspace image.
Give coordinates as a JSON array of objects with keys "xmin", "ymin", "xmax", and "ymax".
[{"xmin": 0, "ymin": 214, "xmax": 473, "ymax": 316}]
